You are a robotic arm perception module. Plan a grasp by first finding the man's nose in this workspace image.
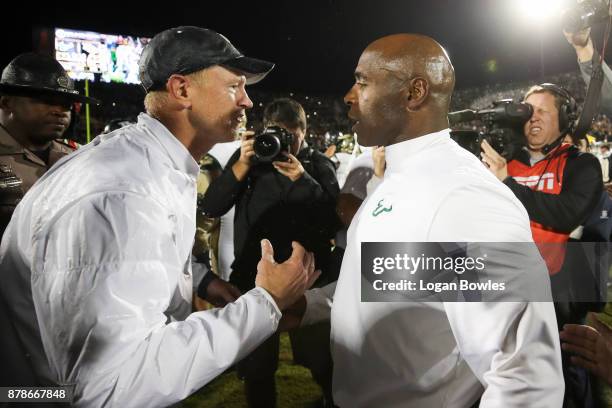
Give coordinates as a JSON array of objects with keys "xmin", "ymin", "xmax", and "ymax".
[
  {"xmin": 49, "ymin": 103, "xmax": 71, "ymax": 116},
  {"xmin": 240, "ymin": 89, "xmax": 254, "ymax": 109},
  {"xmin": 344, "ymin": 86, "xmax": 356, "ymax": 106}
]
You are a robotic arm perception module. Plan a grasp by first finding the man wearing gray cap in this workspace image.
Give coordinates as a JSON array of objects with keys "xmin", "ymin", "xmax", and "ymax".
[{"xmin": 0, "ymin": 26, "xmax": 319, "ymax": 407}]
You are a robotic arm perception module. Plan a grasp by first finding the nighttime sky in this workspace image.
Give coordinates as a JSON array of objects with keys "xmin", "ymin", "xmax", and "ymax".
[{"xmin": 3, "ymin": 0, "xmax": 611, "ymax": 94}]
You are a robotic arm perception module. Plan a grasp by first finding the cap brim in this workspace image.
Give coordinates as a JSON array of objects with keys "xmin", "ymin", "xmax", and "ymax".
[
  {"xmin": 0, "ymin": 83, "xmax": 101, "ymax": 105},
  {"xmin": 223, "ymin": 56, "xmax": 275, "ymax": 85}
]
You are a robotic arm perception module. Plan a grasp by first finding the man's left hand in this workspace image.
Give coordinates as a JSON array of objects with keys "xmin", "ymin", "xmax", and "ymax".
[
  {"xmin": 481, "ymin": 139, "xmax": 508, "ymax": 181},
  {"xmin": 273, "ymin": 153, "xmax": 305, "ymax": 182},
  {"xmin": 202, "ymin": 277, "xmax": 242, "ymax": 307}
]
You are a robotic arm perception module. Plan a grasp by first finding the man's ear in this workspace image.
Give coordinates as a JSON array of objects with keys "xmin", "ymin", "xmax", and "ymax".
[
  {"xmin": 166, "ymin": 74, "xmax": 192, "ymax": 108},
  {"xmin": 405, "ymin": 77, "xmax": 429, "ymax": 112},
  {"xmin": 0, "ymin": 95, "xmax": 13, "ymax": 112}
]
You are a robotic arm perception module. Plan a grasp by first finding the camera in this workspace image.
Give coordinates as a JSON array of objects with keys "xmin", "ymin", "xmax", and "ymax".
[
  {"xmin": 449, "ymin": 99, "xmax": 533, "ymax": 161},
  {"xmin": 562, "ymin": 0, "xmax": 610, "ymax": 32},
  {"xmin": 252, "ymin": 126, "xmax": 295, "ymax": 162}
]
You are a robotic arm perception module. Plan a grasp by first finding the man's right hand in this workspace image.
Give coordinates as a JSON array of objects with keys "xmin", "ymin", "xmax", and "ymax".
[
  {"xmin": 232, "ymin": 131, "xmax": 255, "ymax": 181},
  {"xmin": 563, "ymin": 27, "xmax": 594, "ymax": 62},
  {"xmin": 255, "ymin": 239, "xmax": 320, "ymax": 311}
]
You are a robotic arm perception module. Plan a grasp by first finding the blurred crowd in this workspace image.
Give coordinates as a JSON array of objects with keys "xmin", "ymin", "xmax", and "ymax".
[{"xmin": 68, "ymin": 69, "xmax": 612, "ymax": 149}]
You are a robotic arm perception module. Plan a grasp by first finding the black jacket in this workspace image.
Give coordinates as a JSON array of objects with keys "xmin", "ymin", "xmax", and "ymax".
[
  {"xmin": 504, "ymin": 147, "xmax": 603, "ymax": 233},
  {"xmin": 506, "ymin": 146, "xmax": 605, "ymax": 319},
  {"xmin": 200, "ymin": 146, "xmax": 341, "ymax": 291}
]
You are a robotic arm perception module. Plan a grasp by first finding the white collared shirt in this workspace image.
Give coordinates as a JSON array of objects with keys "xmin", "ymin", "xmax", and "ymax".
[
  {"xmin": 304, "ymin": 129, "xmax": 563, "ymax": 407},
  {"xmin": 0, "ymin": 113, "xmax": 281, "ymax": 407}
]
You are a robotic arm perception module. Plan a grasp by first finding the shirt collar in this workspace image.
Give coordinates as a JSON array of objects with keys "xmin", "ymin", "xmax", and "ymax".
[
  {"xmin": 385, "ymin": 128, "xmax": 451, "ymax": 174},
  {"xmin": 137, "ymin": 113, "xmax": 200, "ymax": 179},
  {"xmin": 0, "ymin": 124, "xmax": 25, "ymax": 154},
  {"xmin": 0, "ymin": 124, "xmax": 71, "ymax": 166}
]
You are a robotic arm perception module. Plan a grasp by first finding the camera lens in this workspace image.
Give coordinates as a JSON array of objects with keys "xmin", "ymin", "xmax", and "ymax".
[
  {"xmin": 254, "ymin": 133, "xmax": 281, "ymax": 161},
  {"xmin": 252, "ymin": 126, "xmax": 295, "ymax": 162}
]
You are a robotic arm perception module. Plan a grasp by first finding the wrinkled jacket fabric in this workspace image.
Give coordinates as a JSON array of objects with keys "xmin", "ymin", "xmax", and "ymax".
[{"xmin": 0, "ymin": 113, "xmax": 281, "ymax": 407}]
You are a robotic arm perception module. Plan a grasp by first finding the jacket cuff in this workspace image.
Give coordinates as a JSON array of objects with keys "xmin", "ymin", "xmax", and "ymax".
[
  {"xmin": 302, "ymin": 287, "xmax": 333, "ymax": 326},
  {"xmin": 252, "ymin": 286, "xmax": 282, "ymax": 317}
]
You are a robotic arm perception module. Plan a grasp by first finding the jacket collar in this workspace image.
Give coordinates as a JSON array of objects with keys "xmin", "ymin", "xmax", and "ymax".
[
  {"xmin": 137, "ymin": 113, "xmax": 200, "ymax": 179},
  {"xmin": 385, "ymin": 128, "xmax": 451, "ymax": 175}
]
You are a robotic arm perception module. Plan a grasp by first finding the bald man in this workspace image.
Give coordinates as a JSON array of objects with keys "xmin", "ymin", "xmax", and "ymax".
[{"xmin": 284, "ymin": 34, "xmax": 563, "ymax": 407}]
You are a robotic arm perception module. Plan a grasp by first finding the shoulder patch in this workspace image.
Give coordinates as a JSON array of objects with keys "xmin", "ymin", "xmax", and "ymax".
[{"xmin": 55, "ymin": 139, "xmax": 81, "ymax": 151}]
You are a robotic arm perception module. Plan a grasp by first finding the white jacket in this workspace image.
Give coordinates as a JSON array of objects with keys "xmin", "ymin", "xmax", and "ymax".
[
  {"xmin": 0, "ymin": 113, "xmax": 280, "ymax": 407},
  {"xmin": 304, "ymin": 129, "xmax": 564, "ymax": 407}
]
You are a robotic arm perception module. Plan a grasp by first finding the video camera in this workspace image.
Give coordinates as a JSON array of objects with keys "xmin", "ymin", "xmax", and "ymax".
[
  {"xmin": 252, "ymin": 126, "xmax": 294, "ymax": 162},
  {"xmin": 562, "ymin": 0, "xmax": 610, "ymax": 32},
  {"xmin": 449, "ymin": 99, "xmax": 533, "ymax": 161}
]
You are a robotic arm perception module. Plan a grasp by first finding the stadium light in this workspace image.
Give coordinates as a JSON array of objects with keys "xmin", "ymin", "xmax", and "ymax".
[{"xmin": 516, "ymin": 0, "xmax": 565, "ymax": 24}]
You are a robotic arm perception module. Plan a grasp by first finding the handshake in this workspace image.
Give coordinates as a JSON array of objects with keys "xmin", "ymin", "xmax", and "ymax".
[
  {"xmin": 202, "ymin": 239, "xmax": 318, "ymax": 315},
  {"xmin": 255, "ymin": 239, "xmax": 320, "ymax": 310}
]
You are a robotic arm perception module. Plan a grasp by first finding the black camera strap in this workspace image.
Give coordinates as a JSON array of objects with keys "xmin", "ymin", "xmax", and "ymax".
[
  {"xmin": 574, "ymin": 59, "xmax": 606, "ymax": 140},
  {"xmin": 541, "ymin": 135, "xmax": 565, "ymax": 155}
]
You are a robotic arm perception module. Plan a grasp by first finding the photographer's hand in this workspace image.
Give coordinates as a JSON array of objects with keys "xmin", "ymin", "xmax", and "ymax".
[
  {"xmin": 324, "ymin": 144, "xmax": 337, "ymax": 158},
  {"xmin": 273, "ymin": 153, "xmax": 305, "ymax": 182},
  {"xmin": 232, "ymin": 130, "xmax": 255, "ymax": 181},
  {"xmin": 481, "ymin": 139, "xmax": 508, "ymax": 181},
  {"xmin": 373, "ymin": 146, "xmax": 386, "ymax": 178},
  {"xmin": 563, "ymin": 27, "xmax": 594, "ymax": 63}
]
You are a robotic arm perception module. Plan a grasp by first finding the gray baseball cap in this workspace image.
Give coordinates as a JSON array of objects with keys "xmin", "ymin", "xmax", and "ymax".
[{"xmin": 138, "ymin": 26, "xmax": 275, "ymax": 92}]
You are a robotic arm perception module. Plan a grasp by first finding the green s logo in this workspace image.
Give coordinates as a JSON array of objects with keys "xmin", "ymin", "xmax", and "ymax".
[{"xmin": 372, "ymin": 199, "xmax": 393, "ymax": 217}]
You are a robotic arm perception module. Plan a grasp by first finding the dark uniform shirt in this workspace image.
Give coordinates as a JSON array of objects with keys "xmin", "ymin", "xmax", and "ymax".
[
  {"xmin": 0, "ymin": 124, "xmax": 76, "ymax": 237},
  {"xmin": 200, "ymin": 146, "xmax": 342, "ymax": 292}
]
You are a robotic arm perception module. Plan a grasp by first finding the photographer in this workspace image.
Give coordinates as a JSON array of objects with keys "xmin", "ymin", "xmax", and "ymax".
[
  {"xmin": 565, "ymin": 27, "xmax": 612, "ymax": 117},
  {"xmin": 481, "ymin": 83, "xmax": 603, "ymax": 407},
  {"xmin": 200, "ymin": 97, "xmax": 340, "ymax": 407},
  {"xmin": 482, "ymin": 84, "xmax": 602, "ymax": 279}
]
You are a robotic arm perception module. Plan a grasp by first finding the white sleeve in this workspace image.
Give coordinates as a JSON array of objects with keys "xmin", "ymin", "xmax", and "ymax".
[
  {"xmin": 32, "ymin": 192, "xmax": 280, "ymax": 408},
  {"xmin": 443, "ymin": 302, "xmax": 562, "ymax": 407},
  {"xmin": 301, "ymin": 281, "xmax": 336, "ymax": 326},
  {"xmin": 429, "ymin": 183, "xmax": 564, "ymax": 408}
]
